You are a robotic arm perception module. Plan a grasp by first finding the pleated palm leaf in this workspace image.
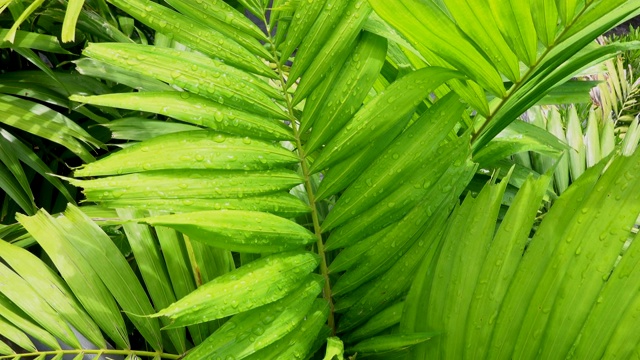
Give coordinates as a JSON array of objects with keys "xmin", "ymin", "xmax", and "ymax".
[{"xmin": 1, "ymin": 0, "xmax": 640, "ymax": 359}]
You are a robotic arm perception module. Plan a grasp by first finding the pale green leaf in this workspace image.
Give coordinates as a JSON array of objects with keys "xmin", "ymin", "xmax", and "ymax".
[
  {"xmin": 16, "ymin": 211, "xmax": 130, "ymax": 349},
  {"xmin": 0, "ymin": 240, "xmax": 105, "ymax": 349},
  {"xmin": 117, "ymin": 209, "xmax": 186, "ymax": 353},
  {"xmin": 61, "ymin": 0, "xmax": 85, "ymax": 43},
  {"xmin": 0, "ymin": 29, "xmax": 71, "ymax": 54}
]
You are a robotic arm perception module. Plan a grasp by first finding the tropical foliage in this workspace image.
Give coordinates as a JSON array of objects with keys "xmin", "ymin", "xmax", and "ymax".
[{"xmin": 1, "ymin": 0, "xmax": 640, "ymax": 359}]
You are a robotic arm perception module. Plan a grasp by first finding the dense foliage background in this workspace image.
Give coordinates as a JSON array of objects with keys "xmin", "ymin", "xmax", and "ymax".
[{"xmin": 1, "ymin": 0, "xmax": 640, "ymax": 359}]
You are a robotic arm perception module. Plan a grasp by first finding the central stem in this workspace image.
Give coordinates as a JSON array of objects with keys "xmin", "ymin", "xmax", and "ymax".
[{"xmin": 263, "ymin": 24, "xmax": 336, "ymax": 334}]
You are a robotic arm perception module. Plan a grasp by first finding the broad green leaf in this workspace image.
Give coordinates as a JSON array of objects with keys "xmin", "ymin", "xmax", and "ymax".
[
  {"xmin": 97, "ymin": 193, "xmax": 310, "ymax": 218},
  {"xmin": 488, "ymin": 0, "xmax": 538, "ymax": 66},
  {"xmin": 369, "ymin": 0, "xmax": 506, "ymax": 97},
  {"xmin": 117, "ymin": 209, "xmax": 186, "ymax": 353},
  {"xmin": 40, "ymin": 7, "xmax": 133, "ymax": 43},
  {"xmin": 328, "ymin": 226, "xmax": 394, "ymax": 272},
  {"xmin": 74, "ymin": 58, "xmax": 174, "ymax": 92},
  {"xmin": 152, "ymin": 224, "xmax": 210, "ymax": 345},
  {"xmin": 536, "ymin": 80, "xmax": 601, "ymax": 105},
  {"xmin": 165, "ymin": 0, "xmax": 271, "ymax": 59},
  {"xmin": 323, "ymin": 155, "xmax": 475, "ymax": 250},
  {"xmin": 486, "ymin": 159, "xmax": 608, "ymax": 358},
  {"xmin": 330, "ymin": 196, "xmax": 453, "ymax": 297},
  {"xmin": 2, "ymin": 0, "xmax": 45, "ymax": 43},
  {"xmin": 557, "ymin": 0, "xmax": 579, "ymax": 25},
  {"xmin": 0, "ymin": 341, "xmax": 11, "ymax": 356},
  {"xmin": 442, "ymin": 0, "xmax": 520, "ymax": 82},
  {"xmin": 0, "ymin": 94, "xmax": 100, "ymax": 163},
  {"xmin": 531, "ymin": 0, "xmax": 558, "ymax": 46},
  {"xmin": 278, "ymin": 0, "xmax": 326, "ymax": 62},
  {"xmin": 70, "ymin": 169, "xmax": 302, "ymax": 202},
  {"xmin": 236, "ymin": 0, "xmax": 265, "ymax": 18},
  {"xmin": 165, "ymin": 0, "xmax": 267, "ymax": 41},
  {"xmin": 0, "ymin": 137, "xmax": 35, "ymax": 206},
  {"xmin": 16, "ymin": 210, "xmax": 130, "ymax": 349},
  {"xmin": 299, "ymin": 55, "xmax": 348, "ymax": 134},
  {"xmin": 320, "ymin": 92, "xmax": 465, "ymax": 230},
  {"xmin": 344, "ymin": 301, "xmax": 404, "ymax": 344},
  {"xmin": 0, "ymin": 240, "xmax": 105, "ymax": 349},
  {"xmin": 61, "ymin": 0, "xmax": 85, "ymax": 43},
  {"xmin": 154, "ymin": 251, "xmax": 320, "ymax": 327},
  {"xmin": 587, "ymin": 236, "xmax": 640, "ymax": 358},
  {"xmin": 305, "ymin": 32, "xmax": 387, "ymax": 152},
  {"xmin": 271, "ymin": 0, "xmax": 295, "ymax": 47},
  {"xmin": 473, "ymin": 119, "xmax": 567, "ymax": 166},
  {"xmin": 184, "ymin": 277, "xmax": 325, "ymax": 360},
  {"xmin": 82, "ymin": 43, "xmax": 285, "ymax": 118},
  {"xmin": 314, "ymin": 119, "xmax": 405, "ymax": 200},
  {"xmin": 310, "ymin": 67, "xmax": 462, "ymax": 172},
  {"xmin": 0, "ymin": 29, "xmax": 71, "ymax": 54},
  {"xmin": 107, "ymin": 0, "xmax": 274, "ymax": 77},
  {"xmin": 101, "ymin": 118, "xmax": 201, "ymax": 142},
  {"xmin": 513, "ymin": 153, "xmax": 640, "ymax": 358},
  {"xmin": 293, "ymin": 0, "xmax": 372, "ymax": 102},
  {"xmin": 463, "ymin": 174, "xmax": 550, "ymax": 359},
  {"xmin": 0, "ymin": 161, "xmax": 35, "ymax": 215},
  {"xmin": 245, "ymin": 300, "xmax": 329, "ymax": 360},
  {"xmin": 0, "ymin": 315, "xmax": 34, "ymax": 352},
  {"xmin": 71, "ymin": 92, "xmax": 294, "ymax": 141},
  {"xmin": 140, "ymin": 210, "xmax": 315, "ymax": 253},
  {"xmin": 425, "ymin": 174, "xmax": 510, "ymax": 359},
  {"xmin": 287, "ymin": 0, "xmax": 351, "ymax": 84},
  {"xmin": 19, "ymin": 206, "xmax": 164, "ymax": 350},
  {"xmin": 0, "ymin": 263, "xmax": 80, "ymax": 348},
  {"xmin": 348, "ymin": 332, "xmax": 437, "ymax": 355},
  {"xmin": 363, "ymin": 12, "xmax": 424, "ymax": 62},
  {"xmin": 336, "ymin": 189, "xmax": 460, "ymax": 332},
  {"xmin": 0, "ymin": 297, "xmax": 60, "ymax": 351},
  {"xmin": 74, "ymin": 131, "xmax": 299, "ymax": 177}
]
